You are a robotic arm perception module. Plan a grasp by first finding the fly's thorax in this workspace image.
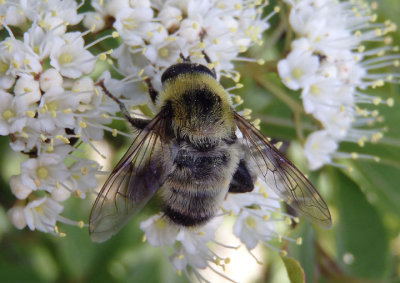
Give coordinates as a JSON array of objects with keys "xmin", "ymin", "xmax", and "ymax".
[{"xmin": 157, "ymin": 72, "xmax": 235, "ymax": 143}]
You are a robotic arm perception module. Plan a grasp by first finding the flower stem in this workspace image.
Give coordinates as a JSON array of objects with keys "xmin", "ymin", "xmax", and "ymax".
[
  {"xmin": 241, "ymin": 63, "xmax": 309, "ymax": 142},
  {"xmin": 247, "ymin": 65, "xmax": 304, "ymax": 114}
]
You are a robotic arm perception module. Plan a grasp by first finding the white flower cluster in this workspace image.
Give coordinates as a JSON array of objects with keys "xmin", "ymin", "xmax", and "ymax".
[
  {"xmin": 1, "ymin": 0, "xmax": 122, "ymax": 235},
  {"xmin": 84, "ymin": 0, "xmax": 273, "ymax": 107},
  {"xmin": 140, "ymin": 179, "xmax": 299, "ymax": 281},
  {"xmin": 277, "ymin": 0, "xmax": 398, "ymax": 170}
]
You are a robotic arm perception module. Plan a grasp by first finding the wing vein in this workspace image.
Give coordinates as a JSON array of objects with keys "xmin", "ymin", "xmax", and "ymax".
[{"xmin": 234, "ymin": 112, "xmax": 331, "ymax": 227}]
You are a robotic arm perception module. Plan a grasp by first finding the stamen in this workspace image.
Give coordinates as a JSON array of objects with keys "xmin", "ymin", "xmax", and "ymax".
[{"xmin": 212, "ymin": 240, "xmax": 240, "ymax": 250}]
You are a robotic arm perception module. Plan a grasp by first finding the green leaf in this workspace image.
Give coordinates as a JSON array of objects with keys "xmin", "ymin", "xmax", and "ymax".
[
  {"xmin": 344, "ymin": 160, "xmax": 400, "ymax": 217},
  {"xmin": 281, "ymin": 255, "xmax": 305, "ymax": 283},
  {"xmin": 288, "ymin": 222, "xmax": 315, "ymax": 282},
  {"xmin": 333, "ymin": 170, "xmax": 391, "ymax": 279}
]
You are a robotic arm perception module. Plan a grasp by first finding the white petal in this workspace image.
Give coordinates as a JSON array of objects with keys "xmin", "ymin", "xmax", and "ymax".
[
  {"xmin": 7, "ymin": 206, "xmax": 27, "ymax": 229},
  {"xmin": 10, "ymin": 175, "xmax": 32, "ymax": 199}
]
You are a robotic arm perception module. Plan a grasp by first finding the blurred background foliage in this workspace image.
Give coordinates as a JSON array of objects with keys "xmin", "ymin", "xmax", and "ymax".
[{"xmin": 1, "ymin": 0, "xmax": 400, "ymax": 282}]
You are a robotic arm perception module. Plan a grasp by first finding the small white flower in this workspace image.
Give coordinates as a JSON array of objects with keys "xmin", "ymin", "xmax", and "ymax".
[
  {"xmin": 140, "ymin": 214, "xmax": 179, "ymax": 246},
  {"xmin": 10, "ymin": 175, "xmax": 32, "ymax": 200},
  {"xmin": 222, "ymin": 191, "xmax": 257, "ymax": 215},
  {"xmin": 8, "ymin": 118, "xmax": 42, "ymax": 152},
  {"xmin": 39, "ymin": 68, "xmax": 64, "ymax": 92},
  {"xmin": 39, "ymin": 13, "xmax": 67, "ymax": 35},
  {"xmin": 50, "ymin": 185, "xmax": 71, "ymax": 202},
  {"xmin": 7, "ymin": 206, "xmax": 27, "ymax": 230},
  {"xmin": 99, "ymin": 70, "xmax": 149, "ymax": 106},
  {"xmin": 277, "ymin": 49, "xmax": 319, "ymax": 90},
  {"xmin": 0, "ymin": 68, "xmax": 15, "ymax": 90},
  {"xmin": 143, "ymin": 38, "xmax": 185, "ymax": 67},
  {"xmin": 37, "ymin": 87, "xmax": 76, "ymax": 132},
  {"xmin": 179, "ymin": 18, "xmax": 203, "ymax": 43},
  {"xmin": 313, "ymin": 105, "xmax": 353, "ymax": 138},
  {"xmin": 74, "ymin": 99, "xmax": 115, "ymax": 143},
  {"xmin": 290, "ymin": 38, "xmax": 313, "ymax": 52},
  {"xmin": 93, "ymin": 0, "xmax": 130, "ymax": 17},
  {"xmin": 158, "ymin": 6, "xmax": 182, "ymax": 30},
  {"xmin": 170, "ymin": 246, "xmax": 208, "ymax": 271},
  {"xmin": 23, "ymin": 197, "xmax": 63, "ymax": 233},
  {"xmin": 14, "ymin": 75, "xmax": 42, "ymax": 106},
  {"xmin": 20, "ymin": 151, "xmax": 70, "ymax": 192},
  {"xmin": 114, "ymin": 7, "xmax": 154, "ymax": 46},
  {"xmin": 304, "ymin": 130, "xmax": 338, "ymax": 170},
  {"xmin": 42, "ymin": 0, "xmax": 83, "ymax": 26},
  {"xmin": 176, "ymin": 218, "xmax": 220, "ymax": 254},
  {"xmin": 67, "ymin": 158, "xmax": 99, "ymax": 198},
  {"xmin": 4, "ymin": 5, "xmax": 28, "ymax": 27},
  {"xmin": 233, "ymin": 210, "xmax": 275, "ymax": 250},
  {"xmin": 23, "ymin": 26, "xmax": 61, "ymax": 60},
  {"xmin": 302, "ymin": 78, "xmax": 356, "ymax": 115},
  {"xmin": 0, "ymin": 89, "xmax": 28, "ymax": 136},
  {"xmin": 0, "ymin": 37, "xmax": 42, "ymax": 79},
  {"xmin": 50, "ymin": 32, "xmax": 96, "ymax": 78},
  {"xmin": 131, "ymin": 0, "xmax": 152, "ymax": 9},
  {"xmin": 83, "ymin": 12, "xmax": 106, "ymax": 33},
  {"xmin": 75, "ymin": 117, "xmax": 107, "ymax": 143}
]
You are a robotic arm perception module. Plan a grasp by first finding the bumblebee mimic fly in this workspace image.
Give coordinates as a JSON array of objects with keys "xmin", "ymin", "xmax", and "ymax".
[{"xmin": 89, "ymin": 55, "xmax": 331, "ymax": 243}]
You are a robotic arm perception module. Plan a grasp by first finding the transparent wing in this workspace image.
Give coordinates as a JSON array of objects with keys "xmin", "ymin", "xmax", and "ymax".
[
  {"xmin": 89, "ymin": 113, "xmax": 173, "ymax": 242},
  {"xmin": 234, "ymin": 113, "xmax": 332, "ymax": 227}
]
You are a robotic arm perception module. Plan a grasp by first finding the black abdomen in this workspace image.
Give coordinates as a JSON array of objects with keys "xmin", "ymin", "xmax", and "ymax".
[
  {"xmin": 161, "ymin": 143, "xmax": 237, "ymax": 227},
  {"xmin": 163, "ymin": 190, "xmax": 215, "ymax": 226}
]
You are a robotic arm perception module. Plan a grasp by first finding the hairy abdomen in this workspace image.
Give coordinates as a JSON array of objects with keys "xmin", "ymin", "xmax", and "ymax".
[{"xmin": 160, "ymin": 141, "xmax": 239, "ymax": 226}]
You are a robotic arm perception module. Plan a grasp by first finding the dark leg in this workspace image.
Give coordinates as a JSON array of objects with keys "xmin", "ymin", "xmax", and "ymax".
[
  {"xmin": 199, "ymin": 28, "xmax": 207, "ymax": 42},
  {"xmin": 201, "ymin": 50, "xmax": 216, "ymax": 78},
  {"xmin": 96, "ymin": 80, "xmax": 150, "ymax": 130},
  {"xmin": 179, "ymin": 52, "xmax": 191, "ymax": 62},
  {"xmin": 228, "ymin": 159, "xmax": 255, "ymax": 193},
  {"xmin": 144, "ymin": 78, "xmax": 159, "ymax": 104}
]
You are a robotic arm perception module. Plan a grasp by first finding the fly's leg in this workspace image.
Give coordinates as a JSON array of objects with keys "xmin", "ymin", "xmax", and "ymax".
[
  {"xmin": 144, "ymin": 78, "xmax": 159, "ymax": 104},
  {"xmin": 96, "ymin": 80, "xmax": 150, "ymax": 129},
  {"xmin": 201, "ymin": 50, "xmax": 216, "ymax": 78}
]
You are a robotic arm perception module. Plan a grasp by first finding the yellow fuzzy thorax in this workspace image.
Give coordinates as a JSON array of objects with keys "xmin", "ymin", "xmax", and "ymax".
[
  {"xmin": 158, "ymin": 73, "xmax": 235, "ymax": 141},
  {"xmin": 158, "ymin": 73, "xmax": 231, "ymax": 105}
]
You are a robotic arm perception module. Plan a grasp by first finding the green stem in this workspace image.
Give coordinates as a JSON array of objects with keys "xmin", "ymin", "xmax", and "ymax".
[
  {"xmin": 249, "ymin": 67, "xmax": 304, "ymax": 114},
  {"xmin": 278, "ymin": 1, "xmax": 293, "ymax": 53},
  {"xmin": 293, "ymin": 111, "xmax": 305, "ymax": 143},
  {"xmin": 259, "ymin": 59, "xmax": 279, "ymax": 72},
  {"xmin": 258, "ymin": 114, "xmax": 316, "ymax": 131},
  {"xmin": 264, "ymin": 15, "xmax": 288, "ymax": 51},
  {"xmin": 242, "ymin": 64, "xmax": 311, "ymax": 143}
]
